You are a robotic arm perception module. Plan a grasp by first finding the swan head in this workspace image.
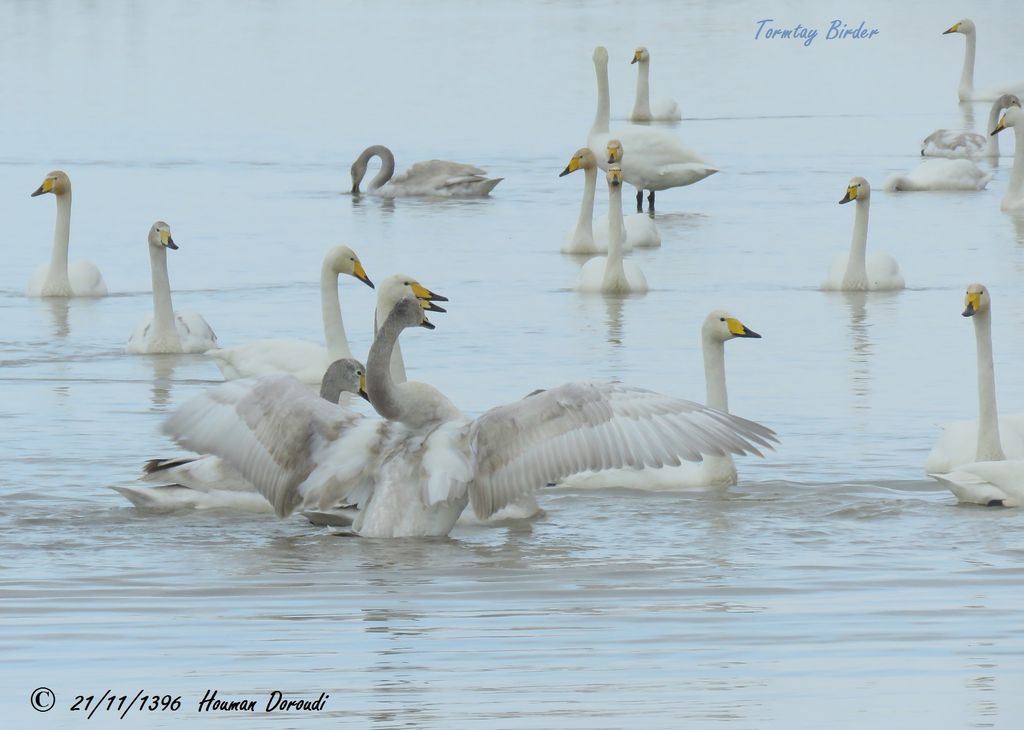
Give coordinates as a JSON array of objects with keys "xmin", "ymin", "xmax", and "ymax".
[
  {"xmin": 320, "ymin": 358, "xmax": 369, "ymax": 403},
  {"xmin": 631, "ymin": 47, "xmax": 650, "ymax": 65},
  {"xmin": 839, "ymin": 176, "xmax": 870, "ymax": 204},
  {"xmin": 559, "ymin": 148, "xmax": 596, "ymax": 177},
  {"xmin": 606, "ymin": 139, "xmax": 624, "ymax": 164},
  {"xmin": 963, "ymin": 283, "xmax": 990, "ymax": 317},
  {"xmin": 387, "ymin": 295, "xmax": 436, "ymax": 331},
  {"xmin": 703, "ymin": 310, "xmax": 761, "ymax": 342},
  {"xmin": 593, "ymin": 46, "xmax": 608, "ymax": 66},
  {"xmin": 324, "ymin": 245, "xmax": 374, "ymax": 288},
  {"xmin": 607, "ymin": 165, "xmax": 623, "ymax": 188},
  {"xmin": 943, "ymin": 18, "xmax": 974, "ymax": 36},
  {"xmin": 148, "ymin": 221, "xmax": 178, "ymax": 250},
  {"xmin": 31, "ymin": 170, "xmax": 70, "ymax": 198},
  {"xmin": 992, "ymin": 105, "xmax": 1023, "ymax": 136},
  {"xmin": 377, "ymin": 274, "xmax": 448, "ymax": 314}
]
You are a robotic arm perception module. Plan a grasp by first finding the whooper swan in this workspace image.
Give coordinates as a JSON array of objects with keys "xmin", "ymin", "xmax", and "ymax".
[
  {"xmin": 558, "ymin": 147, "xmax": 635, "ymax": 255},
  {"xmin": 943, "ymin": 19, "xmax": 1024, "ymax": 102},
  {"xmin": 822, "ymin": 177, "xmax": 904, "ymax": 291},
  {"xmin": 921, "ymin": 94, "xmax": 1020, "ymax": 159},
  {"xmin": 882, "ymin": 158, "xmax": 993, "ymax": 192},
  {"xmin": 351, "ymin": 145, "xmax": 502, "ymax": 198},
  {"xmin": 991, "ymin": 104, "xmax": 1024, "ymax": 210},
  {"xmin": 576, "ymin": 166, "xmax": 649, "ymax": 294},
  {"xmin": 629, "ymin": 46, "xmax": 682, "ymax": 122}
]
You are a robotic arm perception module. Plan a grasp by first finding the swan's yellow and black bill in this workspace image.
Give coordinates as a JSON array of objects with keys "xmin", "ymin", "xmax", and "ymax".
[
  {"xmin": 358, "ymin": 373, "xmax": 369, "ymax": 401},
  {"xmin": 559, "ymin": 156, "xmax": 581, "ymax": 177},
  {"xmin": 419, "ymin": 299, "xmax": 446, "ymax": 314},
  {"xmin": 160, "ymin": 228, "xmax": 179, "ymax": 250},
  {"xmin": 727, "ymin": 318, "xmax": 760, "ymax": 338},
  {"xmin": 608, "ymin": 167, "xmax": 623, "ymax": 187},
  {"xmin": 631, "ymin": 50, "xmax": 642, "ymax": 64},
  {"xmin": 410, "ymin": 281, "xmax": 447, "ymax": 302},
  {"xmin": 31, "ymin": 177, "xmax": 54, "ymax": 197},
  {"xmin": 353, "ymin": 261, "xmax": 374, "ymax": 289},
  {"xmin": 419, "ymin": 315, "xmax": 436, "ymax": 330},
  {"xmin": 963, "ymin": 291, "xmax": 981, "ymax": 317},
  {"xmin": 992, "ymin": 115, "xmax": 1007, "ymax": 136},
  {"xmin": 839, "ymin": 185, "xmax": 858, "ymax": 204},
  {"xmin": 942, "ymin": 22, "xmax": 960, "ymax": 34}
]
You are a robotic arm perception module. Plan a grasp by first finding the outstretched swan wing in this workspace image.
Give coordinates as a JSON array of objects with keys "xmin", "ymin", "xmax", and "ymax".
[
  {"xmin": 162, "ymin": 375, "xmax": 365, "ymax": 517},
  {"xmin": 468, "ymin": 381, "xmax": 777, "ymax": 518}
]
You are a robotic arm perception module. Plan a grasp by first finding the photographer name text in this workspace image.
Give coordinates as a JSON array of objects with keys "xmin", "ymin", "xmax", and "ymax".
[{"xmin": 755, "ymin": 19, "xmax": 879, "ymax": 47}]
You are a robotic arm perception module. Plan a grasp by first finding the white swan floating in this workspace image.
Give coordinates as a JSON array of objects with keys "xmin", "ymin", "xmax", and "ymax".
[
  {"xmin": 350, "ymin": 145, "xmax": 502, "ymax": 198},
  {"xmin": 629, "ymin": 46, "xmax": 681, "ymax": 122},
  {"xmin": 28, "ymin": 170, "xmax": 107, "ymax": 297},
  {"xmin": 162, "ymin": 297, "xmax": 777, "ymax": 538},
  {"xmin": 562, "ymin": 310, "xmax": 763, "ymax": 490},
  {"xmin": 921, "ymin": 94, "xmax": 1020, "ymax": 159},
  {"xmin": 576, "ymin": 166, "xmax": 649, "ymax": 294},
  {"xmin": 126, "ymin": 222, "xmax": 217, "ymax": 355},
  {"xmin": 588, "ymin": 46, "xmax": 717, "ymax": 212},
  {"xmin": 112, "ymin": 359, "xmax": 369, "ymax": 513},
  {"xmin": 929, "ymin": 284, "xmax": 1024, "ymax": 506},
  {"xmin": 882, "ymin": 159, "xmax": 993, "ymax": 192},
  {"xmin": 992, "ymin": 105, "xmax": 1024, "ymax": 210},
  {"xmin": 206, "ymin": 246, "xmax": 375, "ymax": 384},
  {"xmin": 943, "ymin": 19, "xmax": 1024, "ymax": 102},
  {"xmin": 926, "ymin": 283, "xmax": 1024, "ymax": 476},
  {"xmin": 822, "ymin": 177, "xmax": 904, "ymax": 291}
]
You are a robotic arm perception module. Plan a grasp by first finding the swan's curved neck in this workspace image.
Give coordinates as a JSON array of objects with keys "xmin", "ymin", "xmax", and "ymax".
[
  {"xmin": 375, "ymin": 305, "xmax": 408, "ymax": 384},
  {"xmin": 631, "ymin": 60, "xmax": 651, "ymax": 119},
  {"xmin": 149, "ymin": 245, "xmax": 180, "ymax": 346},
  {"xmin": 592, "ymin": 60, "xmax": 610, "ymax": 136},
  {"xmin": 46, "ymin": 192, "xmax": 73, "ymax": 291},
  {"xmin": 1005, "ymin": 124, "xmax": 1024, "ymax": 202},
  {"xmin": 573, "ymin": 166, "xmax": 597, "ymax": 240},
  {"xmin": 959, "ymin": 32, "xmax": 976, "ymax": 100},
  {"xmin": 320, "ymin": 263, "xmax": 352, "ymax": 361},
  {"xmin": 366, "ymin": 309, "xmax": 406, "ymax": 422},
  {"xmin": 843, "ymin": 197, "xmax": 870, "ymax": 289},
  {"xmin": 603, "ymin": 183, "xmax": 627, "ymax": 288},
  {"xmin": 353, "ymin": 145, "xmax": 395, "ymax": 192},
  {"xmin": 973, "ymin": 308, "xmax": 1005, "ymax": 462},
  {"xmin": 985, "ymin": 100, "xmax": 1004, "ymax": 157}
]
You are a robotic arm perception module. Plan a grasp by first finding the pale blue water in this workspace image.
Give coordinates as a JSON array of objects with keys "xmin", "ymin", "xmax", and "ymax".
[{"xmin": 2, "ymin": 0, "xmax": 1024, "ymax": 727}]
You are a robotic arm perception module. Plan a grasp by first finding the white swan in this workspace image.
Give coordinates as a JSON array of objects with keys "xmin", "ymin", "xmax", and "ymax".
[
  {"xmin": 350, "ymin": 145, "xmax": 502, "ymax": 198},
  {"xmin": 943, "ymin": 19, "xmax": 1024, "ymax": 102},
  {"xmin": 27, "ymin": 171, "xmax": 107, "ymax": 297},
  {"xmin": 588, "ymin": 46, "xmax": 717, "ymax": 213},
  {"xmin": 882, "ymin": 158, "xmax": 993, "ymax": 192},
  {"xmin": 926, "ymin": 284, "xmax": 1024, "ymax": 476},
  {"xmin": 112, "ymin": 359, "xmax": 369, "ymax": 513},
  {"xmin": 562, "ymin": 310, "xmax": 763, "ymax": 490},
  {"xmin": 992, "ymin": 105, "xmax": 1024, "ymax": 210},
  {"xmin": 600, "ymin": 140, "xmax": 661, "ymax": 248},
  {"xmin": 206, "ymin": 246, "xmax": 375, "ymax": 384},
  {"xmin": 629, "ymin": 46, "xmax": 682, "ymax": 122},
  {"xmin": 822, "ymin": 177, "xmax": 904, "ymax": 291},
  {"xmin": 559, "ymin": 147, "xmax": 636, "ymax": 255},
  {"xmin": 126, "ymin": 222, "xmax": 217, "ymax": 355},
  {"xmin": 576, "ymin": 167, "xmax": 649, "ymax": 294},
  {"xmin": 921, "ymin": 94, "xmax": 1020, "ymax": 159},
  {"xmin": 163, "ymin": 297, "xmax": 777, "ymax": 538},
  {"xmin": 931, "ymin": 462, "xmax": 1024, "ymax": 507}
]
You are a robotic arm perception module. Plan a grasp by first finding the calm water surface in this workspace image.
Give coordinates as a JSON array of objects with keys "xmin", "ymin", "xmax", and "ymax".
[{"xmin": 2, "ymin": 1, "xmax": 1024, "ymax": 727}]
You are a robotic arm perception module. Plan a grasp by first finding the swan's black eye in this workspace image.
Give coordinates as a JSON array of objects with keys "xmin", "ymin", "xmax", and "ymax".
[
  {"xmin": 404, "ymin": 281, "xmax": 410, "ymax": 286},
  {"xmin": 720, "ymin": 317, "xmax": 725, "ymax": 322}
]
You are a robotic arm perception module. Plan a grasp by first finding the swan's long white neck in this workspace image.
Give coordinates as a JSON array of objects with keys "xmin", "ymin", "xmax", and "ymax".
[
  {"xmin": 631, "ymin": 60, "xmax": 652, "ymax": 120},
  {"xmin": 320, "ymin": 263, "xmax": 352, "ymax": 361},
  {"xmin": 45, "ymin": 192, "xmax": 73, "ymax": 292},
  {"xmin": 842, "ymin": 197, "xmax": 870, "ymax": 289},
  {"xmin": 973, "ymin": 307, "xmax": 1005, "ymax": 462},
  {"xmin": 148, "ymin": 245, "xmax": 181, "ymax": 348},
  {"xmin": 573, "ymin": 166, "xmax": 597, "ymax": 242},
  {"xmin": 985, "ymin": 100, "xmax": 1004, "ymax": 157},
  {"xmin": 1005, "ymin": 123, "xmax": 1024, "ymax": 203},
  {"xmin": 353, "ymin": 145, "xmax": 395, "ymax": 192},
  {"xmin": 603, "ymin": 182, "xmax": 628, "ymax": 288},
  {"xmin": 701, "ymin": 334, "xmax": 736, "ymax": 481},
  {"xmin": 375, "ymin": 305, "xmax": 408, "ymax": 384},
  {"xmin": 959, "ymin": 31, "xmax": 977, "ymax": 100},
  {"xmin": 366, "ymin": 310, "xmax": 406, "ymax": 423},
  {"xmin": 592, "ymin": 59, "xmax": 610, "ymax": 136}
]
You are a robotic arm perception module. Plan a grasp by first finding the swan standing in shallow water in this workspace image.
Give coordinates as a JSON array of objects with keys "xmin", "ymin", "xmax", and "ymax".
[
  {"xmin": 111, "ymin": 359, "xmax": 369, "ymax": 512},
  {"xmin": 921, "ymin": 94, "xmax": 1020, "ymax": 159},
  {"xmin": 28, "ymin": 171, "xmax": 107, "ymax": 297},
  {"xmin": 126, "ymin": 222, "xmax": 217, "ymax": 355},
  {"xmin": 163, "ymin": 298, "xmax": 777, "ymax": 538},
  {"xmin": 991, "ymin": 105, "xmax": 1024, "ymax": 210},
  {"xmin": 883, "ymin": 158, "xmax": 993, "ymax": 192},
  {"xmin": 943, "ymin": 19, "xmax": 1024, "ymax": 102},
  {"xmin": 562, "ymin": 311, "xmax": 763, "ymax": 490},
  {"xmin": 926, "ymin": 284, "xmax": 1024, "ymax": 475},
  {"xmin": 588, "ymin": 46, "xmax": 717, "ymax": 212},
  {"xmin": 350, "ymin": 145, "xmax": 502, "ymax": 198},
  {"xmin": 929, "ymin": 285, "xmax": 1024, "ymax": 506},
  {"xmin": 206, "ymin": 246, "xmax": 375, "ymax": 384},
  {"xmin": 576, "ymin": 167, "xmax": 649, "ymax": 294},
  {"xmin": 822, "ymin": 177, "xmax": 904, "ymax": 291},
  {"xmin": 629, "ymin": 47, "xmax": 682, "ymax": 122}
]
